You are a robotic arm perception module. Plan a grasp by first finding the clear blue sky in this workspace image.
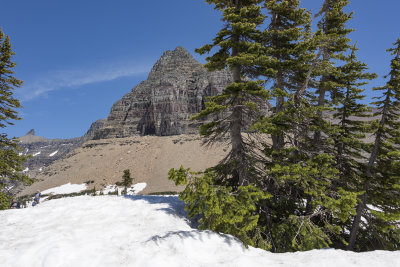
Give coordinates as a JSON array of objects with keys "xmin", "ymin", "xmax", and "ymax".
[{"xmin": 1, "ymin": 0, "xmax": 399, "ymax": 139}]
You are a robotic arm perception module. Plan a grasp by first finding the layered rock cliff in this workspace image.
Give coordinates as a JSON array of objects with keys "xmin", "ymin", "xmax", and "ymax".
[{"xmin": 92, "ymin": 47, "xmax": 233, "ymax": 139}]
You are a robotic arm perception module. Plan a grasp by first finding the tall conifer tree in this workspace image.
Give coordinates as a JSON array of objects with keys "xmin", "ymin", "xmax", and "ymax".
[
  {"xmin": 194, "ymin": 0, "xmax": 271, "ymax": 186},
  {"xmin": 313, "ymin": 0, "xmax": 353, "ymax": 152},
  {"xmin": 0, "ymin": 28, "xmax": 32, "ymax": 209},
  {"xmin": 252, "ymin": 1, "xmax": 358, "ymax": 252},
  {"xmin": 331, "ymin": 45, "xmax": 376, "ymax": 184},
  {"xmin": 170, "ymin": 0, "xmax": 272, "ymax": 249},
  {"xmin": 262, "ymin": 0, "xmax": 314, "ymax": 151},
  {"xmin": 347, "ymin": 39, "xmax": 400, "ymax": 251},
  {"xmin": 325, "ymin": 45, "xmax": 377, "ymax": 247}
]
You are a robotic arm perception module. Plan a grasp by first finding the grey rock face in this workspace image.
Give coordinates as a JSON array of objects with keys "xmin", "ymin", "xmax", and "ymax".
[
  {"xmin": 26, "ymin": 129, "xmax": 35, "ymax": 136},
  {"xmin": 84, "ymin": 119, "xmax": 107, "ymax": 139},
  {"xmin": 92, "ymin": 47, "xmax": 233, "ymax": 139},
  {"xmin": 17, "ymin": 131, "xmax": 84, "ymax": 180}
]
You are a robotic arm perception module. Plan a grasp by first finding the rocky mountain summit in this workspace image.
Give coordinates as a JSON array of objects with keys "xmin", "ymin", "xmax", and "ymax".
[{"xmin": 91, "ymin": 46, "xmax": 233, "ymax": 139}]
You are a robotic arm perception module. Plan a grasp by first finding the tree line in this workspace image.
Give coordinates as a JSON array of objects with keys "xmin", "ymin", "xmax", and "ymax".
[{"xmin": 169, "ymin": 0, "xmax": 400, "ymax": 252}]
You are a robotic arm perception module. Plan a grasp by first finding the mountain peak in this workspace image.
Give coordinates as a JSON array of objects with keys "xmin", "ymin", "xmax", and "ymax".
[
  {"xmin": 26, "ymin": 129, "xmax": 35, "ymax": 136},
  {"xmin": 147, "ymin": 46, "xmax": 203, "ymax": 80}
]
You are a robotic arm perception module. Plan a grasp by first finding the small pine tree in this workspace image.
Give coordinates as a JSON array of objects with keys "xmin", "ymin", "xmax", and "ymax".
[
  {"xmin": 0, "ymin": 28, "xmax": 33, "ymax": 209},
  {"xmin": 122, "ymin": 169, "xmax": 133, "ymax": 195}
]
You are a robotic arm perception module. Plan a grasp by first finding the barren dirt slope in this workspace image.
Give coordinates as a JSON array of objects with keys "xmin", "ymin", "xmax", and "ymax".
[{"xmin": 19, "ymin": 135, "xmax": 228, "ymax": 196}]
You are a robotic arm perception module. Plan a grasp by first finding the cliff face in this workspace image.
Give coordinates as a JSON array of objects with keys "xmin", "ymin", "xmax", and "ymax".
[
  {"xmin": 13, "ymin": 47, "xmax": 232, "ymax": 194},
  {"xmin": 92, "ymin": 47, "xmax": 233, "ymax": 139}
]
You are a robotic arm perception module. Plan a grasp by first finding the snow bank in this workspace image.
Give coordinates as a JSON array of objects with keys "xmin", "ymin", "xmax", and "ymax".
[
  {"xmin": 49, "ymin": 150, "xmax": 58, "ymax": 157},
  {"xmin": 41, "ymin": 183, "xmax": 87, "ymax": 195},
  {"xmin": 100, "ymin": 183, "xmax": 147, "ymax": 195},
  {"xmin": 0, "ymin": 196, "xmax": 398, "ymax": 267}
]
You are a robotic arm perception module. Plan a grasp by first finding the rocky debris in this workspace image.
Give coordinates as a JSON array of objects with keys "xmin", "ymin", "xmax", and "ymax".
[
  {"xmin": 17, "ymin": 130, "xmax": 85, "ymax": 181},
  {"xmin": 92, "ymin": 46, "xmax": 233, "ymax": 139}
]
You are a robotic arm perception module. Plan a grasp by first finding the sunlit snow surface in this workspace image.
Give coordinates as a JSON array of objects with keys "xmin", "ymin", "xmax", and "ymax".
[
  {"xmin": 100, "ymin": 183, "xmax": 147, "ymax": 195},
  {"xmin": 41, "ymin": 183, "xmax": 87, "ymax": 195},
  {"xmin": 0, "ymin": 196, "xmax": 399, "ymax": 267},
  {"xmin": 49, "ymin": 150, "xmax": 58, "ymax": 157}
]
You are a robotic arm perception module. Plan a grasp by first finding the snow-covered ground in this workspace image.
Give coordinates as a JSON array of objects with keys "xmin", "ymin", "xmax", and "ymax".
[
  {"xmin": 0, "ymin": 196, "xmax": 399, "ymax": 267},
  {"xmin": 101, "ymin": 183, "xmax": 147, "ymax": 195},
  {"xmin": 41, "ymin": 183, "xmax": 88, "ymax": 195}
]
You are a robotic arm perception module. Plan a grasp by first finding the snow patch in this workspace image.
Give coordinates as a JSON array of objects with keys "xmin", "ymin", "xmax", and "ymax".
[
  {"xmin": 132, "ymin": 182, "xmax": 146, "ymax": 194},
  {"xmin": 49, "ymin": 150, "xmax": 58, "ymax": 157},
  {"xmin": 100, "ymin": 183, "xmax": 147, "ymax": 195},
  {"xmin": 33, "ymin": 151, "xmax": 41, "ymax": 156},
  {"xmin": 41, "ymin": 183, "xmax": 87, "ymax": 195},
  {"xmin": 367, "ymin": 204, "xmax": 383, "ymax": 212},
  {"xmin": 22, "ymin": 167, "xmax": 29, "ymax": 173},
  {"xmin": 0, "ymin": 196, "xmax": 398, "ymax": 267}
]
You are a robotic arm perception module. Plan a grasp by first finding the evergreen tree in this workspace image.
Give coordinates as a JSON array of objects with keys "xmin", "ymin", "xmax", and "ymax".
[
  {"xmin": 171, "ymin": 0, "xmax": 273, "ymax": 249},
  {"xmin": 0, "ymin": 28, "xmax": 33, "ymax": 209},
  {"xmin": 331, "ymin": 45, "xmax": 376, "ymax": 182},
  {"xmin": 262, "ymin": 0, "xmax": 314, "ymax": 151},
  {"xmin": 326, "ymin": 44, "xmax": 377, "ymax": 247},
  {"xmin": 122, "ymin": 169, "xmax": 133, "ymax": 194},
  {"xmin": 194, "ymin": 0, "xmax": 271, "ymax": 187},
  {"xmin": 313, "ymin": 0, "xmax": 353, "ymax": 151},
  {"xmin": 347, "ymin": 39, "xmax": 400, "ymax": 251}
]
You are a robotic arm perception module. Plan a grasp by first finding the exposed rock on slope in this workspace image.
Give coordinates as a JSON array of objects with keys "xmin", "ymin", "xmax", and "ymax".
[
  {"xmin": 92, "ymin": 47, "xmax": 233, "ymax": 139},
  {"xmin": 17, "ymin": 130, "xmax": 84, "ymax": 179}
]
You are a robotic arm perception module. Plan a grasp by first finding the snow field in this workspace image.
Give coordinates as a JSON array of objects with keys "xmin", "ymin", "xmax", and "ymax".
[
  {"xmin": 0, "ymin": 195, "xmax": 399, "ymax": 267},
  {"xmin": 41, "ymin": 183, "xmax": 88, "ymax": 195}
]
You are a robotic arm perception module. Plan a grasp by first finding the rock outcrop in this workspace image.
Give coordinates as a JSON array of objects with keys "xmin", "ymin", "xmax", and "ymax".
[
  {"xmin": 92, "ymin": 47, "xmax": 233, "ymax": 139},
  {"xmin": 17, "ymin": 130, "xmax": 84, "ymax": 179}
]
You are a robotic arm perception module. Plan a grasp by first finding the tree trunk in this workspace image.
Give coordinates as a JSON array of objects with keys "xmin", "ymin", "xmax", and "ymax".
[
  {"xmin": 230, "ymin": 27, "xmax": 245, "ymax": 185},
  {"xmin": 272, "ymin": 70, "xmax": 285, "ymax": 151},
  {"xmin": 347, "ymin": 89, "xmax": 390, "ymax": 250},
  {"xmin": 269, "ymin": 11, "xmax": 285, "ymax": 151},
  {"xmin": 313, "ymin": 47, "xmax": 329, "ymax": 149}
]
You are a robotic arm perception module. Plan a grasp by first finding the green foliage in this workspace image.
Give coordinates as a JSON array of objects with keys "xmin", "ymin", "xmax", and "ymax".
[
  {"xmin": 174, "ymin": 0, "xmax": 399, "ymax": 253},
  {"xmin": 194, "ymin": 0, "xmax": 271, "ymax": 187},
  {"xmin": 122, "ymin": 169, "xmax": 133, "ymax": 186},
  {"xmin": 0, "ymin": 28, "xmax": 33, "ymax": 209},
  {"xmin": 347, "ymin": 38, "xmax": 400, "ymax": 251},
  {"xmin": 168, "ymin": 167, "xmax": 270, "ymax": 248},
  {"xmin": 259, "ymin": 152, "xmax": 358, "ymax": 251},
  {"xmin": 0, "ymin": 190, "xmax": 11, "ymax": 210},
  {"xmin": 120, "ymin": 169, "xmax": 133, "ymax": 194}
]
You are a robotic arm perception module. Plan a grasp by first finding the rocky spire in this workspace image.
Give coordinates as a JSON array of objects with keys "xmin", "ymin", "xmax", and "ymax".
[
  {"xmin": 26, "ymin": 129, "xmax": 35, "ymax": 136},
  {"xmin": 91, "ymin": 47, "xmax": 233, "ymax": 139},
  {"xmin": 147, "ymin": 47, "xmax": 204, "ymax": 81}
]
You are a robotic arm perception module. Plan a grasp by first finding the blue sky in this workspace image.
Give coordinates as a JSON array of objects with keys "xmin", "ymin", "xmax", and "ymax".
[{"xmin": 1, "ymin": 0, "xmax": 399, "ymax": 139}]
